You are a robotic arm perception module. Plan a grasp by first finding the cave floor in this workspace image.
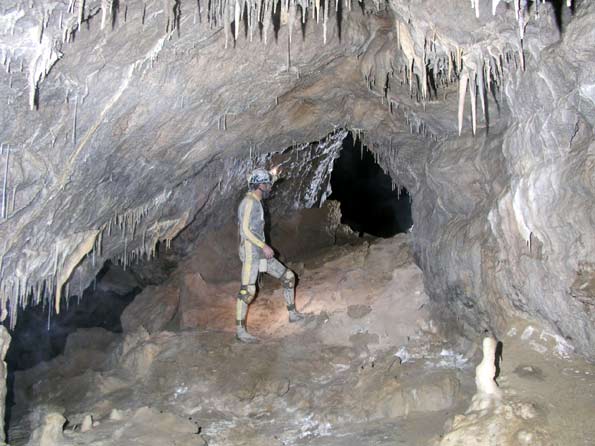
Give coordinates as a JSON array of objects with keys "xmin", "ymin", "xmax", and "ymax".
[{"xmin": 7, "ymin": 235, "xmax": 595, "ymax": 445}]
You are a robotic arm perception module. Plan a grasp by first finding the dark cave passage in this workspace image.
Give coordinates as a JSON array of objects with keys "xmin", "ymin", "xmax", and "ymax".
[
  {"xmin": 4, "ymin": 261, "xmax": 140, "ymax": 372},
  {"xmin": 329, "ymin": 132, "xmax": 413, "ymax": 238}
]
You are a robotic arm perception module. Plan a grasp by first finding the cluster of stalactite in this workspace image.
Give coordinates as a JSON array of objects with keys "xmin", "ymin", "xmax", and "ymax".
[
  {"xmin": 0, "ymin": 0, "xmax": 573, "ymax": 112},
  {"xmin": 0, "ymin": 189, "xmax": 185, "ymax": 328}
]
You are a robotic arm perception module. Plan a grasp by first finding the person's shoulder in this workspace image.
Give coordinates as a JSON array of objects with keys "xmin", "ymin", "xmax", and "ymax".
[
  {"xmin": 238, "ymin": 193, "xmax": 254, "ymax": 207},
  {"xmin": 244, "ymin": 192, "xmax": 261, "ymax": 202}
]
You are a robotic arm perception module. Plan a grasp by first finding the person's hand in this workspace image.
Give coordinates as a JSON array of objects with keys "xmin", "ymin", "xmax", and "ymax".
[{"xmin": 262, "ymin": 244, "xmax": 275, "ymax": 259}]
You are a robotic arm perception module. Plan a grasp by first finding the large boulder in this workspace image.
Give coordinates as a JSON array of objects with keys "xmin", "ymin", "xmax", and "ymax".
[{"xmin": 120, "ymin": 285, "xmax": 180, "ymax": 334}]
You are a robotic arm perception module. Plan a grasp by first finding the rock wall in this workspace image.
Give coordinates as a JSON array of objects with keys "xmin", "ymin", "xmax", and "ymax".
[
  {"xmin": 382, "ymin": 3, "xmax": 595, "ymax": 357},
  {"xmin": 0, "ymin": 326, "xmax": 10, "ymax": 444},
  {"xmin": 489, "ymin": 3, "xmax": 595, "ymax": 356}
]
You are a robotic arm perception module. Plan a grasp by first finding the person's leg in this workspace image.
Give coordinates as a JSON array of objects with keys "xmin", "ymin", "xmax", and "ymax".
[
  {"xmin": 236, "ymin": 243, "xmax": 260, "ymax": 342},
  {"xmin": 267, "ymin": 258, "xmax": 304, "ymax": 322}
]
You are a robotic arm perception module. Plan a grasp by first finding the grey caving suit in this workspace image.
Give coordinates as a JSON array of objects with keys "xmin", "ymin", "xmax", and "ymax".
[{"xmin": 236, "ymin": 191, "xmax": 296, "ymax": 332}]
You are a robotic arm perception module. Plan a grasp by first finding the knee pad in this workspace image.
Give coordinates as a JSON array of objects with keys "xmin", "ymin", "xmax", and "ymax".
[
  {"xmin": 237, "ymin": 285, "xmax": 256, "ymax": 304},
  {"xmin": 281, "ymin": 269, "xmax": 295, "ymax": 289}
]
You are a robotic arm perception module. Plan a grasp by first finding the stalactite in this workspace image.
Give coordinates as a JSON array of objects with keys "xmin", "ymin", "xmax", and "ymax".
[
  {"xmin": 478, "ymin": 62, "xmax": 486, "ymax": 123},
  {"xmin": 408, "ymin": 60, "xmax": 414, "ymax": 97},
  {"xmin": 456, "ymin": 47, "xmax": 463, "ymax": 74},
  {"xmin": 72, "ymin": 95, "xmax": 78, "ymax": 147},
  {"xmin": 421, "ymin": 46, "xmax": 428, "ymax": 100},
  {"xmin": 78, "ymin": 0, "xmax": 85, "ymax": 26},
  {"xmin": 101, "ymin": 0, "xmax": 111, "ymax": 30},
  {"xmin": 1, "ymin": 145, "xmax": 9, "ymax": 220},
  {"xmin": 248, "ymin": 1, "xmax": 254, "ymax": 41},
  {"xmin": 323, "ymin": 0, "xmax": 328, "ymax": 44},
  {"xmin": 288, "ymin": 1, "xmax": 296, "ymax": 45},
  {"xmin": 123, "ymin": 234, "xmax": 128, "ymax": 270},
  {"xmin": 10, "ymin": 185, "xmax": 16, "ymax": 215},
  {"xmin": 234, "ymin": 0, "xmax": 240, "ymax": 40},
  {"xmin": 519, "ymin": 45, "xmax": 525, "ymax": 71},
  {"xmin": 263, "ymin": 0, "xmax": 271, "ymax": 44},
  {"xmin": 224, "ymin": 0, "xmax": 231, "ymax": 48},
  {"xmin": 470, "ymin": 72, "xmax": 477, "ymax": 135},
  {"xmin": 458, "ymin": 72, "xmax": 469, "ymax": 136}
]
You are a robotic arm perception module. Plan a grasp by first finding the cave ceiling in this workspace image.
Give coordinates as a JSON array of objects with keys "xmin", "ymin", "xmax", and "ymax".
[{"xmin": 0, "ymin": 0, "xmax": 592, "ymax": 358}]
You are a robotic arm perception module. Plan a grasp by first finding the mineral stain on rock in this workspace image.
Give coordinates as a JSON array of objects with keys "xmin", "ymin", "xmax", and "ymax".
[{"xmin": 346, "ymin": 304, "xmax": 372, "ymax": 319}]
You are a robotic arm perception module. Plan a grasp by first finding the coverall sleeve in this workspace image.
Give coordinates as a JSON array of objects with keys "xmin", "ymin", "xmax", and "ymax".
[{"xmin": 241, "ymin": 198, "xmax": 266, "ymax": 249}]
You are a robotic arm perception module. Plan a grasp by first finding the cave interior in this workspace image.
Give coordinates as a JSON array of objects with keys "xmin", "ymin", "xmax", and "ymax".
[{"xmin": 0, "ymin": 0, "xmax": 594, "ymax": 444}]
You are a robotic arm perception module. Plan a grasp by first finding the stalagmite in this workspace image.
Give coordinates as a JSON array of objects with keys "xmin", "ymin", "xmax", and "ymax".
[
  {"xmin": 81, "ymin": 414, "xmax": 93, "ymax": 432},
  {"xmin": 474, "ymin": 336, "xmax": 502, "ymax": 398},
  {"xmin": 458, "ymin": 72, "xmax": 468, "ymax": 136}
]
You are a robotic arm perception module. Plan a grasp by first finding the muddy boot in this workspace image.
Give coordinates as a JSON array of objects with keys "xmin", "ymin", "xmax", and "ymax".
[
  {"xmin": 236, "ymin": 326, "xmax": 259, "ymax": 343},
  {"xmin": 288, "ymin": 307, "xmax": 305, "ymax": 323}
]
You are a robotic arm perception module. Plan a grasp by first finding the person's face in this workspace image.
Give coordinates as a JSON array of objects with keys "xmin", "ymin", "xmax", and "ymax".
[{"xmin": 259, "ymin": 183, "xmax": 272, "ymax": 199}]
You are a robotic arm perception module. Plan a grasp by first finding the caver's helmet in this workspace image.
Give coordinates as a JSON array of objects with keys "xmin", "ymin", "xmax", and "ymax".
[{"xmin": 247, "ymin": 168, "xmax": 273, "ymax": 189}]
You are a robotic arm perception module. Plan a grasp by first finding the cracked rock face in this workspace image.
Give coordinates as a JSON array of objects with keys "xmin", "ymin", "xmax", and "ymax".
[{"xmin": 0, "ymin": 0, "xmax": 593, "ymax": 358}]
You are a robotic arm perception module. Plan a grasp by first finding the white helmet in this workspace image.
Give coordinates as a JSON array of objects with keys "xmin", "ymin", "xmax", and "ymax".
[{"xmin": 247, "ymin": 168, "xmax": 273, "ymax": 187}]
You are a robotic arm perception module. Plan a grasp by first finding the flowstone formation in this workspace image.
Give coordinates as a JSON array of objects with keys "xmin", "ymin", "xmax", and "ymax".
[{"xmin": 0, "ymin": 0, "xmax": 592, "ymax": 370}]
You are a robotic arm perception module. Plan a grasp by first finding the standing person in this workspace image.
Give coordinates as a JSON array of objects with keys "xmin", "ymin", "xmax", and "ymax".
[{"xmin": 235, "ymin": 167, "xmax": 304, "ymax": 343}]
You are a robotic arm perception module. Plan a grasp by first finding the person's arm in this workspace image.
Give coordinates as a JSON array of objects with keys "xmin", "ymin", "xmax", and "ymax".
[
  {"xmin": 241, "ymin": 198, "xmax": 275, "ymax": 259},
  {"xmin": 241, "ymin": 198, "xmax": 266, "ymax": 248}
]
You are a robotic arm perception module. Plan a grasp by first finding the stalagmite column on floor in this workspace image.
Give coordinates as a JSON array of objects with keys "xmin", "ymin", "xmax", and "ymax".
[
  {"xmin": 469, "ymin": 336, "xmax": 502, "ymax": 411},
  {"xmin": 0, "ymin": 326, "xmax": 10, "ymax": 445}
]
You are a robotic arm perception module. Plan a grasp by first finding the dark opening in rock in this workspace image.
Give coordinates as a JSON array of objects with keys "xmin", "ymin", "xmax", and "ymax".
[
  {"xmin": 5, "ymin": 261, "xmax": 140, "ymax": 372},
  {"xmin": 329, "ymin": 132, "xmax": 413, "ymax": 238}
]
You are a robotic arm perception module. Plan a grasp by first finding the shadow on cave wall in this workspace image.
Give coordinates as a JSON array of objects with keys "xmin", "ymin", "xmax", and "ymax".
[{"xmin": 329, "ymin": 132, "xmax": 413, "ymax": 238}]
